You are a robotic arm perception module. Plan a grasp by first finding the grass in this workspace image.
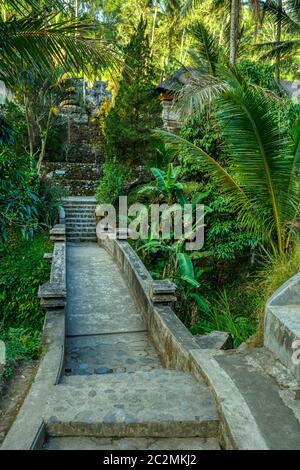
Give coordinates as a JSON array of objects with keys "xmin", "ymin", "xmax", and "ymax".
[
  {"xmin": 192, "ymin": 241, "xmax": 300, "ymax": 347},
  {"xmin": 191, "ymin": 284, "xmax": 259, "ymax": 348}
]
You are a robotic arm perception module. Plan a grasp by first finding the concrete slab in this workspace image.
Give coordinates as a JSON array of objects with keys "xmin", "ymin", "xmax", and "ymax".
[{"xmin": 216, "ymin": 349, "xmax": 300, "ymax": 450}]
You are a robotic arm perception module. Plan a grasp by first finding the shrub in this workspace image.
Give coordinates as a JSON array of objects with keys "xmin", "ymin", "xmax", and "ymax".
[
  {"xmin": 238, "ymin": 59, "xmax": 276, "ymax": 90},
  {"xmin": 0, "ymin": 234, "xmax": 52, "ymax": 331},
  {"xmin": 0, "ymin": 234, "xmax": 52, "ymax": 376},
  {"xmin": 96, "ymin": 160, "xmax": 129, "ymax": 204},
  {"xmin": 0, "ymin": 147, "xmax": 40, "ymax": 241},
  {"xmin": 104, "ymin": 18, "xmax": 162, "ymax": 166}
]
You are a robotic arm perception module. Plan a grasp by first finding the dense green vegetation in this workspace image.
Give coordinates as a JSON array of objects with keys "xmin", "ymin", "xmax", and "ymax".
[
  {"xmin": 0, "ymin": 234, "xmax": 52, "ymax": 376},
  {"xmin": 96, "ymin": 0, "xmax": 300, "ymax": 346},
  {"xmin": 0, "ymin": 0, "xmax": 300, "ymax": 369}
]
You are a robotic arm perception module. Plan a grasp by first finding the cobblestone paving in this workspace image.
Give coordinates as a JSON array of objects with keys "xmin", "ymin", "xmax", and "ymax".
[
  {"xmin": 49, "ymin": 241, "xmax": 220, "ymax": 450},
  {"xmin": 65, "ymin": 332, "xmax": 162, "ymax": 375},
  {"xmin": 65, "ymin": 243, "xmax": 161, "ymax": 375}
]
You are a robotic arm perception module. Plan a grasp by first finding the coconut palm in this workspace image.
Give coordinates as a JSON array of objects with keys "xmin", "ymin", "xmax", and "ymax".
[
  {"xmin": 171, "ymin": 21, "xmax": 233, "ymax": 116},
  {"xmin": 258, "ymin": 0, "xmax": 300, "ymax": 76},
  {"xmin": 156, "ymin": 84, "xmax": 300, "ymax": 257}
]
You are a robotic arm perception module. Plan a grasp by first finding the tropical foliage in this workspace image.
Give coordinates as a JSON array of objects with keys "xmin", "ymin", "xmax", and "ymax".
[{"xmin": 1, "ymin": 0, "xmax": 300, "ymax": 378}]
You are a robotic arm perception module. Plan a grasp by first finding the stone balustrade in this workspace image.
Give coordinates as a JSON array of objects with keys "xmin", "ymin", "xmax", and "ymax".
[{"xmin": 38, "ymin": 224, "xmax": 66, "ymax": 312}]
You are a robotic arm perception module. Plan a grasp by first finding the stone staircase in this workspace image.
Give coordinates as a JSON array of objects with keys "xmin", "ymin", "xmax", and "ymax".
[
  {"xmin": 63, "ymin": 197, "xmax": 97, "ymax": 242},
  {"xmin": 45, "ymin": 369, "xmax": 219, "ymax": 445},
  {"xmin": 42, "ymin": 242, "xmax": 220, "ymax": 450}
]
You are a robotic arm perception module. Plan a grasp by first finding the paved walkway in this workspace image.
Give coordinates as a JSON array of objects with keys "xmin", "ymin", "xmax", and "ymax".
[
  {"xmin": 65, "ymin": 243, "xmax": 161, "ymax": 374},
  {"xmin": 44, "ymin": 242, "xmax": 220, "ymax": 450}
]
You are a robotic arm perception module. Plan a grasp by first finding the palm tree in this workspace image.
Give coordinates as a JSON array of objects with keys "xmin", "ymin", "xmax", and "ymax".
[
  {"xmin": 156, "ymin": 84, "xmax": 300, "ymax": 257},
  {"xmin": 230, "ymin": 0, "xmax": 240, "ymax": 64},
  {"xmin": 172, "ymin": 21, "xmax": 231, "ymax": 116},
  {"xmin": 258, "ymin": 0, "xmax": 300, "ymax": 76}
]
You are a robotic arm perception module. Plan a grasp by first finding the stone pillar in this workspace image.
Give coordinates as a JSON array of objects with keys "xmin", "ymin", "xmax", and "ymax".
[
  {"xmin": 38, "ymin": 224, "xmax": 66, "ymax": 312},
  {"xmin": 150, "ymin": 280, "xmax": 177, "ymax": 305},
  {"xmin": 161, "ymin": 100, "xmax": 182, "ymax": 134}
]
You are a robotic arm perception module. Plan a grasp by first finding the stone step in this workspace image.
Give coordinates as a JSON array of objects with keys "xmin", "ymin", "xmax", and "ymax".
[
  {"xmin": 65, "ymin": 212, "xmax": 95, "ymax": 221},
  {"xmin": 66, "ymin": 225, "xmax": 96, "ymax": 230},
  {"xmin": 64, "ymin": 208, "xmax": 96, "ymax": 213},
  {"xmin": 66, "ymin": 220, "xmax": 96, "ymax": 225},
  {"xmin": 66, "ymin": 233, "xmax": 97, "ymax": 239},
  {"xmin": 44, "ymin": 436, "xmax": 221, "ymax": 450},
  {"xmin": 45, "ymin": 369, "xmax": 219, "ymax": 438},
  {"xmin": 66, "ymin": 227, "xmax": 96, "ymax": 232},
  {"xmin": 66, "ymin": 219, "xmax": 96, "ymax": 223},
  {"xmin": 65, "ymin": 331, "xmax": 162, "ymax": 376},
  {"xmin": 67, "ymin": 237, "xmax": 98, "ymax": 242},
  {"xmin": 63, "ymin": 197, "xmax": 97, "ymax": 205},
  {"xmin": 63, "ymin": 202, "xmax": 96, "ymax": 208},
  {"xmin": 65, "ymin": 217, "xmax": 96, "ymax": 222}
]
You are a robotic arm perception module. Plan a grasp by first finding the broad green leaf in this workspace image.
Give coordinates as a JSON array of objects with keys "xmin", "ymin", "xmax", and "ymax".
[{"xmin": 177, "ymin": 252, "xmax": 195, "ymax": 279}]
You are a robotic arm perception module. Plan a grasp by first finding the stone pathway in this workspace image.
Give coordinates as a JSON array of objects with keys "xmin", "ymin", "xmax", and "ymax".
[
  {"xmin": 65, "ymin": 242, "xmax": 162, "ymax": 375},
  {"xmin": 44, "ymin": 242, "xmax": 220, "ymax": 450}
]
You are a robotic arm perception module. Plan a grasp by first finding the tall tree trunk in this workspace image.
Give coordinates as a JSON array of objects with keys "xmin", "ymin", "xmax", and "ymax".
[
  {"xmin": 24, "ymin": 95, "xmax": 34, "ymax": 157},
  {"xmin": 74, "ymin": 0, "xmax": 78, "ymax": 18},
  {"xmin": 179, "ymin": 28, "xmax": 186, "ymax": 63},
  {"xmin": 275, "ymin": 0, "xmax": 282, "ymax": 83},
  {"xmin": 229, "ymin": 0, "xmax": 240, "ymax": 65},
  {"xmin": 2, "ymin": 0, "xmax": 6, "ymax": 21},
  {"xmin": 37, "ymin": 108, "xmax": 52, "ymax": 176}
]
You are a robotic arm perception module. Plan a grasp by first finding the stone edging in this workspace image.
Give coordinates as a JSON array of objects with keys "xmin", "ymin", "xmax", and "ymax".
[
  {"xmin": 1, "ymin": 225, "xmax": 66, "ymax": 450},
  {"xmin": 97, "ymin": 236, "xmax": 269, "ymax": 450},
  {"xmin": 264, "ymin": 272, "xmax": 300, "ymax": 381}
]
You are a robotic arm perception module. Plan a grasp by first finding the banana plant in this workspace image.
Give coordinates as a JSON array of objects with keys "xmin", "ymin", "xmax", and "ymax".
[
  {"xmin": 176, "ymin": 252, "xmax": 210, "ymax": 314},
  {"xmin": 138, "ymin": 163, "xmax": 188, "ymax": 205},
  {"xmin": 137, "ymin": 238, "xmax": 209, "ymax": 314}
]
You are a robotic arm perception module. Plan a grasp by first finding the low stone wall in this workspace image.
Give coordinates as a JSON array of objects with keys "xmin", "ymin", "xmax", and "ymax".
[
  {"xmin": 97, "ymin": 235, "xmax": 267, "ymax": 449},
  {"xmin": 98, "ymin": 237, "xmax": 199, "ymax": 371},
  {"xmin": 264, "ymin": 273, "xmax": 300, "ymax": 381},
  {"xmin": 1, "ymin": 225, "xmax": 66, "ymax": 450}
]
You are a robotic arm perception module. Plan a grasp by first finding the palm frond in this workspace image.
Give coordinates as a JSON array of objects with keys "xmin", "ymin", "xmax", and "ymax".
[
  {"xmin": 284, "ymin": 0, "xmax": 300, "ymax": 21},
  {"xmin": 262, "ymin": 0, "xmax": 300, "ymax": 31},
  {"xmin": 174, "ymin": 72, "xmax": 229, "ymax": 116},
  {"xmin": 257, "ymin": 39, "xmax": 300, "ymax": 59},
  {"xmin": 291, "ymin": 116, "xmax": 300, "ymax": 174},
  {"xmin": 156, "ymin": 85, "xmax": 299, "ymax": 254},
  {"xmin": 180, "ymin": 0, "xmax": 203, "ymax": 17},
  {"xmin": 216, "ymin": 86, "xmax": 297, "ymax": 247},
  {"xmin": 2, "ymin": 0, "xmax": 66, "ymax": 15},
  {"xmin": 0, "ymin": 14, "xmax": 120, "ymax": 84},
  {"xmin": 154, "ymin": 129, "xmax": 245, "ymax": 198},
  {"xmin": 189, "ymin": 21, "xmax": 220, "ymax": 76}
]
